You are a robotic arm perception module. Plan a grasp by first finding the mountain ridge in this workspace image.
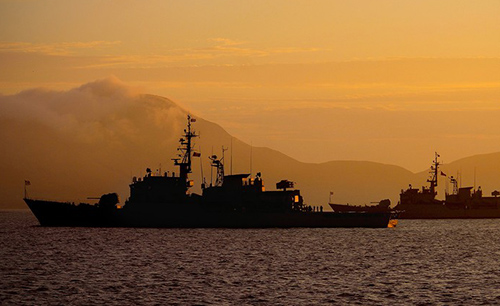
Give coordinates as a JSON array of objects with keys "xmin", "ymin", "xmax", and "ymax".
[{"xmin": 1, "ymin": 79, "xmax": 499, "ymax": 209}]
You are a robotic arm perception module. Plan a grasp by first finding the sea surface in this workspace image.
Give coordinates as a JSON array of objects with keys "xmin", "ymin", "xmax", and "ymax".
[{"xmin": 2, "ymin": 211, "xmax": 500, "ymax": 305}]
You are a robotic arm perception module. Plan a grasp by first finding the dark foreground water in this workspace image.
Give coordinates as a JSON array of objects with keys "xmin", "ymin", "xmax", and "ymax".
[{"xmin": 2, "ymin": 211, "xmax": 500, "ymax": 305}]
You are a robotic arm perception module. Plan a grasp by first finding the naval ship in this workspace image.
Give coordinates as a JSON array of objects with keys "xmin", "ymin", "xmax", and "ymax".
[
  {"xmin": 25, "ymin": 116, "xmax": 395, "ymax": 228},
  {"xmin": 394, "ymin": 153, "xmax": 500, "ymax": 219}
]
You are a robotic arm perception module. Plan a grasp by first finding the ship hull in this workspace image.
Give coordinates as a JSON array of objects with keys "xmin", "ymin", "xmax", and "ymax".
[
  {"xmin": 329, "ymin": 203, "xmax": 391, "ymax": 213},
  {"xmin": 25, "ymin": 199, "xmax": 393, "ymax": 228},
  {"xmin": 396, "ymin": 203, "xmax": 500, "ymax": 219},
  {"xmin": 25, "ymin": 199, "xmax": 121, "ymax": 227}
]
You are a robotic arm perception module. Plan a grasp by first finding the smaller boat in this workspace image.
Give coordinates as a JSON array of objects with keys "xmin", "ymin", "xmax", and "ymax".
[
  {"xmin": 329, "ymin": 199, "xmax": 392, "ymax": 213},
  {"xmin": 329, "ymin": 199, "xmax": 398, "ymax": 227}
]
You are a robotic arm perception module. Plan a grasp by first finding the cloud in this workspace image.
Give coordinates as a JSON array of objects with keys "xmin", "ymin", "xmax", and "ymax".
[
  {"xmin": 0, "ymin": 37, "xmax": 322, "ymax": 68},
  {"xmin": 207, "ymin": 38, "xmax": 247, "ymax": 46},
  {"xmin": 0, "ymin": 77, "xmax": 195, "ymax": 207},
  {"xmin": 0, "ymin": 41, "xmax": 121, "ymax": 56},
  {"xmin": 0, "ymin": 77, "xmax": 186, "ymax": 145},
  {"xmin": 191, "ymin": 39, "xmax": 323, "ymax": 60}
]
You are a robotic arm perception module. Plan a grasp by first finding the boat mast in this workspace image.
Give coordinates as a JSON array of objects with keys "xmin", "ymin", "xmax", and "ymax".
[
  {"xmin": 449, "ymin": 176, "xmax": 458, "ymax": 195},
  {"xmin": 173, "ymin": 115, "xmax": 198, "ymax": 185},
  {"xmin": 427, "ymin": 152, "xmax": 440, "ymax": 195}
]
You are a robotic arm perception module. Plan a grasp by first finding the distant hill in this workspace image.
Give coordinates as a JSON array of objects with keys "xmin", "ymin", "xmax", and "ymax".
[{"xmin": 1, "ymin": 78, "xmax": 499, "ymax": 209}]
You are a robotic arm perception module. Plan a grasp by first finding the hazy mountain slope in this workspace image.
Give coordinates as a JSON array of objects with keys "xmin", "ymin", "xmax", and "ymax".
[
  {"xmin": 1, "ymin": 78, "xmax": 499, "ymax": 209},
  {"xmin": 136, "ymin": 113, "xmax": 416, "ymax": 206},
  {"xmin": 248, "ymin": 148, "xmax": 415, "ymax": 206},
  {"xmin": 0, "ymin": 79, "xmax": 187, "ymax": 208}
]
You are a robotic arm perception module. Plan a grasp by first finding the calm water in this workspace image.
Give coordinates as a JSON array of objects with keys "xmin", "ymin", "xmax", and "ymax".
[{"xmin": 2, "ymin": 211, "xmax": 500, "ymax": 305}]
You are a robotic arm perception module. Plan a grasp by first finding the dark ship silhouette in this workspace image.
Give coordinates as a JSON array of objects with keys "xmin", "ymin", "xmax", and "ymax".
[
  {"xmin": 329, "ymin": 199, "xmax": 392, "ymax": 213},
  {"xmin": 394, "ymin": 152, "xmax": 500, "ymax": 219},
  {"xmin": 328, "ymin": 198, "xmax": 397, "ymax": 227},
  {"xmin": 25, "ymin": 116, "xmax": 395, "ymax": 228}
]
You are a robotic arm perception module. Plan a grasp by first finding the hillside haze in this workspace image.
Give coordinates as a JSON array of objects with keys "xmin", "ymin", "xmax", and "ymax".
[{"xmin": 1, "ymin": 79, "xmax": 499, "ymax": 209}]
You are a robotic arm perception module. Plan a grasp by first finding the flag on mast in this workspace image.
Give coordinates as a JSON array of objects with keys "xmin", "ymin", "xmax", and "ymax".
[{"xmin": 24, "ymin": 180, "xmax": 31, "ymax": 199}]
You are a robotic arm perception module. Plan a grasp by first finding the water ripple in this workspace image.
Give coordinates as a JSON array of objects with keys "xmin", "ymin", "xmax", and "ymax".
[{"xmin": 2, "ymin": 211, "xmax": 500, "ymax": 305}]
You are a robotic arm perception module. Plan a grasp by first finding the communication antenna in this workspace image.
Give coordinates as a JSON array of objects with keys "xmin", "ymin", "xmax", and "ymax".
[
  {"xmin": 474, "ymin": 167, "xmax": 477, "ymax": 190},
  {"xmin": 222, "ymin": 145, "xmax": 228, "ymax": 166},
  {"xmin": 250, "ymin": 141, "xmax": 253, "ymax": 175},
  {"xmin": 210, "ymin": 146, "xmax": 214, "ymax": 186},
  {"xmin": 199, "ymin": 146, "xmax": 204, "ymax": 187}
]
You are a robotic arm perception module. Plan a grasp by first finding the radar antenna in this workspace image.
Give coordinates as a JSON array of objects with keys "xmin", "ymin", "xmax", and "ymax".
[{"xmin": 209, "ymin": 146, "xmax": 227, "ymax": 187}]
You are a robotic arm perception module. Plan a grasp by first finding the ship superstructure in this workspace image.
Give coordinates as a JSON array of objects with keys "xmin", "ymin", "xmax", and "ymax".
[
  {"xmin": 126, "ymin": 115, "xmax": 197, "ymax": 208},
  {"xmin": 398, "ymin": 152, "xmax": 442, "ymax": 207}
]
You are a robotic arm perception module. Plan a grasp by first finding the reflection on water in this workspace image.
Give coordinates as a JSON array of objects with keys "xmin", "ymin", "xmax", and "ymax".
[{"xmin": 2, "ymin": 211, "xmax": 500, "ymax": 305}]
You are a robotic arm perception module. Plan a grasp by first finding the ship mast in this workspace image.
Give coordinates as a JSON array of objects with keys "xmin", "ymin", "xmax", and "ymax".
[
  {"xmin": 427, "ymin": 152, "xmax": 440, "ymax": 195},
  {"xmin": 449, "ymin": 176, "xmax": 458, "ymax": 195},
  {"xmin": 173, "ymin": 115, "xmax": 198, "ymax": 186}
]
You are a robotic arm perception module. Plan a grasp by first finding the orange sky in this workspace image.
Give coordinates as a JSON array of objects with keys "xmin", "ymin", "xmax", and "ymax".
[{"xmin": 1, "ymin": 0, "xmax": 500, "ymax": 171}]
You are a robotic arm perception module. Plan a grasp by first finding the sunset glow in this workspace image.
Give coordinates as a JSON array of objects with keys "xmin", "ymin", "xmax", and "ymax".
[{"xmin": 1, "ymin": 0, "xmax": 500, "ymax": 171}]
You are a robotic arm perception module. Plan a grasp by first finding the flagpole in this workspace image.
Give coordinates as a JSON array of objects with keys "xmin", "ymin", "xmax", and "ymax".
[{"xmin": 24, "ymin": 180, "xmax": 29, "ymax": 199}]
